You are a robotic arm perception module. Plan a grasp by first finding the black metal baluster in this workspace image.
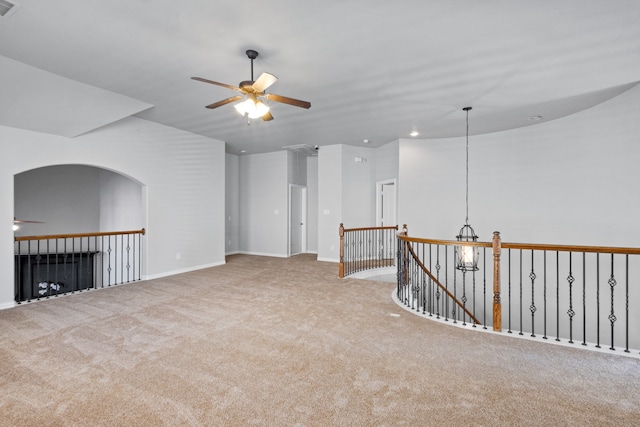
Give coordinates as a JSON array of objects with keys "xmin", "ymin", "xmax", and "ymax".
[
  {"xmin": 444, "ymin": 247, "xmax": 449, "ymax": 322},
  {"xmin": 608, "ymin": 254, "xmax": 616, "ymax": 351},
  {"xmin": 100, "ymin": 235, "xmax": 104, "ymax": 288},
  {"xmin": 16, "ymin": 241, "xmax": 22, "ymax": 303},
  {"xmin": 519, "ymin": 250, "xmax": 523, "ymax": 336},
  {"xmin": 35, "ymin": 240, "xmax": 41, "ymax": 301},
  {"xmin": 461, "ymin": 267, "xmax": 467, "ymax": 326},
  {"xmin": 418, "ymin": 243, "xmax": 427, "ymax": 314},
  {"xmin": 508, "ymin": 249, "xmax": 512, "ymax": 333},
  {"xmin": 555, "ymin": 251, "xmax": 560, "ymax": 342},
  {"xmin": 567, "ymin": 252, "xmax": 575, "ymax": 344},
  {"xmin": 422, "ymin": 243, "xmax": 427, "ymax": 314},
  {"xmin": 126, "ymin": 234, "xmax": 131, "ymax": 283},
  {"xmin": 530, "ymin": 250, "xmax": 537, "ymax": 337},
  {"xmin": 582, "ymin": 252, "xmax": 587, "ymax": 346},
  {"xmin": 435, "ymin": 245, "xmax": 441, "ymax": 320},
  {"xmin": 107, "ymin": 235, "xmax": 112, "ymax": 286},
  {"xmin": 625, "ymin": 254, "xmax": 629, "ymax": 353},
  {"xmin": 120, "ymin": 234, "xmax": 124, "ymax": 284},
  {"xmin": 55, "ymin": 239, "xmax": 60, "ymax": 296},
  {"xmin": 79, "ymin": 237, "xmax": 84, "ymax": 291},
  {"xmin": 596, "ymin": 254, "xmax": 601, "ymax": 348},
  {"xmin": 132, "ymin": 234, "xmax": 136, "ymax": 282},
  {"xmin": 453, "ymin": 248, "xmax": 458, "ymax": 324},
  {"xmin": 483, "ymin": 247, "xmax": 487, "ymax": 329},
  {"xmin": 139, "ymin": 231, "xmax": 142, "ymax": 281},
  {"xmin": 44, "ymin": 239, "xmax": 51, "ymax": 299},
  {"xmin": 543, "ymin": 251, "xmax": 547, "ymax": 340}
]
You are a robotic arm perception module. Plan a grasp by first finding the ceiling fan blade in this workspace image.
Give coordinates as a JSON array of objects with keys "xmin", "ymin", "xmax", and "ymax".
[
  {"xmin": 252, "ymin": 72, "xmax": 278, "ymax": 93},
  {"xmin": 14, "ymin": 219, "xmax": 44, "ymax": 224},
  {"xmin": 262, "ymin": 111, "xmax": 274, "ymax": 121},
  {"xmin": 265, "ymin": 93, "xmax": 311, "ymax": 109},
  {"xmin": 206, "ymin": 95, "xmax": 243, "ymax": 109},
  {"xmin": 191, "ymin": 77, "xmax": 242, "ymax": 92}
]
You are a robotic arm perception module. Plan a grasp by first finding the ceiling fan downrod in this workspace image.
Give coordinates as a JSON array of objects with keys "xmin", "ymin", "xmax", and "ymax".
[{"xmin": 246, "ymin": 49, "xmax": 258, "ymax": 82}]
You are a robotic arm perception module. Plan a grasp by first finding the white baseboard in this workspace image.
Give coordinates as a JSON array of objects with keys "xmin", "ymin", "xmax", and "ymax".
[
  {"xmin": 0, "ymin": 301, "xmax": 16, "ymax": 311},
  {"xmin": 237, "ymin": 251, "xmax": 288, "ymax": 258},
  {"xmin": 317, "ymin": 257, "xmax": 339, "ymax": 263},
  {"xmin": 145, "ymin": 260, "xmax": 226, "ymax": 281}
]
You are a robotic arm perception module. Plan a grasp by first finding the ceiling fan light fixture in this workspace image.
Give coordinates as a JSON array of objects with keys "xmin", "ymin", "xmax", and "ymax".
[{"xmin": 234, "ymin": 97, "xmax": 270, "ymax": 119}]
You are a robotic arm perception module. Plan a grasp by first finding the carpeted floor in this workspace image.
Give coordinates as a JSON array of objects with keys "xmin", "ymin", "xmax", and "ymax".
[{"xmin": 0, "ymin": 254, "xmax": 639, "ymax": 426}]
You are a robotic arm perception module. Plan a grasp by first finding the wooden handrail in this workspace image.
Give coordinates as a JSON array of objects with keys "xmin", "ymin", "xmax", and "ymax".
[
  {"xmin": 398, "ymin": 235, "xmax": 492, "ymax": 248},
  {"xmin": 398, "ymin": 234, "xmax": 640, "ymax": 255},
  {"xmin": 342, "ymin": 225, "xmax": 399, "ymax": 233},
  {"xmin": 14, "ymin": 228, "xmax": 146, "ymax": 242}
]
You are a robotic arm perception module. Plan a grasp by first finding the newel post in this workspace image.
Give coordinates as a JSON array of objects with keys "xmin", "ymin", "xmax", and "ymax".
[
  {"xmin": 401, "ymin": 225, "xmax": 408, "ymax": 283},
  {"xmin": 339, "ymin": 223, "xmax": 345, "ymax": 278},
  {"xmin": 492, "ymin": 231, "xmax": 502, "ymax": 332}
]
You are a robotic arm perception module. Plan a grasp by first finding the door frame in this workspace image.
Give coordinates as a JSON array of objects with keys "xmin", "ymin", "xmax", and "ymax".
[
  {"xmin": 376, "ymin": 178, "xmax": 397, "ymax": 227},
  {"xmin": 288, "ymin": 184, "xmax": 307, "ymax": 256}
]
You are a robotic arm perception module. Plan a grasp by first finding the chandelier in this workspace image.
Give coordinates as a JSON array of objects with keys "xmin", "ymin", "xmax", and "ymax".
[{"xmin": 455, "ymin": 106, "xmax": 479, "ymax": 271}]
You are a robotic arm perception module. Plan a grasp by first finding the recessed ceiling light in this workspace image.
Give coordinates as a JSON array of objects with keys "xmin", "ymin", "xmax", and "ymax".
[
  {"xmin": 240, "ymin": 150, "xmax": 246, "ymax": 153},
  {"xmin": 528, "ymin": 115, "xmax": 542, "ymax": 121},
  {"xmin": 363, "ymin": 139, "xmax": 369, "ymax": 144},
  {"xmin": 410, "ymin": 131, "xmax": 419, "ymax": 137}
]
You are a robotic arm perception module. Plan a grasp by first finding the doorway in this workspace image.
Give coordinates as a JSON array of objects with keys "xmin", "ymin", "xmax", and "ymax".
[
  {"xmin": 376, "ymin": 179, "xmax": 397, "ymax": 227},
  {"xmin": 289, "ymin": 184, "xmax": 307, "ymax": 256}
]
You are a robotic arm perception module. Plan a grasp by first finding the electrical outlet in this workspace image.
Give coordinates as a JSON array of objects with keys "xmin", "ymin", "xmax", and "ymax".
[{"xmin": 176, "ymin": 253, "xmax": 181, "ymax": 260}]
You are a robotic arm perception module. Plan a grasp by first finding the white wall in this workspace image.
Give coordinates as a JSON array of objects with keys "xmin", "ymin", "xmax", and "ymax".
[
  {"xmin": 341, "ymin": 145, "xmax": 376, "ymax": 228},
  {"xmin": 225, "ymin": 153, "xmax": 240, "ymax": 255},
  {"xmin": 317, "ymin": 145, "xmax": 343, "ymax": 262},
  {"xmin": 14, "ymin": 165, "xmax": 101, "ymax": 236},
  {"xmin": 399, "ymin": 83, "xmax": 640, "ymax": 248},
  {"xmin": 239, "ymin": 151, "xmax": 289, "ymax": 257},
  {"xmin": 99, "ymin": 168, "xmax": 143, "ymax": 232},
  {"xmin": 317, "ymin": 144, "xmax": 380, "ymax": 262},
  {"xmin": 306, "ymin": 156, "xmax": 318, "ymax": 254},
  {"xmin": 1, "ymin": 116, "xmax": 226, "ymax": 308},
  {"xmin": 374, "ymin": 140, "xmax": 399, "ymax": 183}
]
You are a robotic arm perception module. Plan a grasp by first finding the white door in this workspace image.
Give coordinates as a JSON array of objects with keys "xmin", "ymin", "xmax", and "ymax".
[
  {"xmin": 290, "ymin": 185, "xmax": 306, "ymax": 255},
  {"xmin": 377, "ymin": 180, "xmax": 397, "ymax": 227}
]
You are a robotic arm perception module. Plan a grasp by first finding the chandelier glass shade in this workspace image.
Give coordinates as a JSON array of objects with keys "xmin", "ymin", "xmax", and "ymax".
[{"xmin": 234, "ymin": 95, "xmax": 270, "ymax": 119}]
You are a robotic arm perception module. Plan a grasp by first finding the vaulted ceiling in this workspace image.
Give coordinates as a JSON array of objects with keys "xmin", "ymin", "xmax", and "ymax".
[{"xmin": 1, "ymin": 0, "xmax": 639, "ymax": 154}]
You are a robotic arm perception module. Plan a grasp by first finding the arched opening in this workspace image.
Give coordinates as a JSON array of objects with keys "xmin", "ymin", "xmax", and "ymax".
[
  {"xmin": 14, "ymin": 164, "xmax": 146, "ymax": 236},
  {"xmin": 13, "ymin": 165, "xmax": 147, "ymax": 300}
]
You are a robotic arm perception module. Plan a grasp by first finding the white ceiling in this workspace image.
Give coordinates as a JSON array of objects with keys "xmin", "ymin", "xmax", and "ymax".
[{"xmin": 1, "ymin": 0, "xmax": 639, "ymax": 154}]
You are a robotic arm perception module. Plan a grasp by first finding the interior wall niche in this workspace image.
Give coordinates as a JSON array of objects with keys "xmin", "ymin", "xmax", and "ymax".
[{"xmin": 14, "ymin": 164, "xmax": 144, "ymax": 237}]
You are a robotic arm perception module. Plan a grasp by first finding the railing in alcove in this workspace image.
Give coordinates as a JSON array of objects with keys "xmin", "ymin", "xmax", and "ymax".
[{"xmin": 14, "ymin": 228, "xmax": 145, "ymax": 303}]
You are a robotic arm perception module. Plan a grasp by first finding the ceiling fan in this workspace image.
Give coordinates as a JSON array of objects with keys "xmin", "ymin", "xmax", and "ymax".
[
  {"xmin": 191, "ymin": 49, "xmax": 311, "ymax": 121},
  {"xmin": 13, "ymin": 218, "xmax": 44, "ymax": 231}
]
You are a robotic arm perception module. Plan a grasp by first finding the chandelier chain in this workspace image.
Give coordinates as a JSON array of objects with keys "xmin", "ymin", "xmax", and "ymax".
[{"xmin": 465, "ymin": 106, "xmax": 470, "ymax": 225}]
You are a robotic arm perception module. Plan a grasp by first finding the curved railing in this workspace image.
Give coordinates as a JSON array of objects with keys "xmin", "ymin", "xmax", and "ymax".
[
  {"xmin": 339, "ymin": 224, "xmax": 398, "ymax": 278},
  {"xmin": 397, "ymin": 226, "xmax": 640, "ymax": 354},
  {"xmin": 14, "ymin": 228, "xmax": 145, "ymax": 303}
]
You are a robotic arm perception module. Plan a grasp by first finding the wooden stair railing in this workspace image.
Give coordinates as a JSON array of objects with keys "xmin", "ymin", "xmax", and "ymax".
[
  {"xmin": 403, "ymin": 240, "xmax": 481, "ymax": 325},
  {"xmin": 339, "ymin": 223, "xmax": 398, "ymax": 278}
]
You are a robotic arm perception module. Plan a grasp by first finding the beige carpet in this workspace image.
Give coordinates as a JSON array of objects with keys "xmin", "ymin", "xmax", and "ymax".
[{"xmin": 1, "ymin": 254, "xmax": 639, "ymax": 426}]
